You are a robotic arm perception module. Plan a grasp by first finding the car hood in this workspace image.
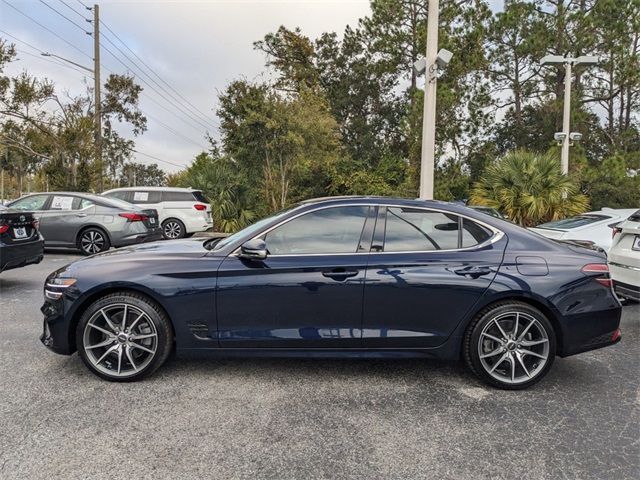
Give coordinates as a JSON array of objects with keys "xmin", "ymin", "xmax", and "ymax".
[{"xmin": 55, "ymin": 238, "xmax": 215, "ymax": 278}]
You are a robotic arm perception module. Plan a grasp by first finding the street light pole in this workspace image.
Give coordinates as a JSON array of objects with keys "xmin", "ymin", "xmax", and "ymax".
[
  {"xmin": 561, "ymin": 61, "xmax": 572, "ymax": 175},
  {"xmin": 540, "ymin": 54, "xmax": 598, "ymax": 176},
  {"xmin": 419, "ymin": 0, "xmax": 439, "ymax": 200},
  {"xmin": 93, "ymin": 4, "xmax": 103, "ymax": 193}
]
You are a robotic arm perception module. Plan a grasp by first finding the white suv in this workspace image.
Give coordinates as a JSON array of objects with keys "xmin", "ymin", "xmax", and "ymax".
[
  {"xmin": 102, "ymin": 187, "xmax": 213, "ymax": 239},
  {"xmin": 609, "ymin": 209, "xmax": 640, "ymax": 303}
]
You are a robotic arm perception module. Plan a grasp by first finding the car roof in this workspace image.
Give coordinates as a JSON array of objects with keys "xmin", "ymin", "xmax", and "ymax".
[
  {"xmin": 16, "ymin": 191, "xmax": 105, "ymax": 201},
  {"xmin": 298, "ymin": 195, "xmax": 454, "ymax": 208},
  {"xmin": 102, "ymin": 186, "xmax": 200, "ymax": 193}
]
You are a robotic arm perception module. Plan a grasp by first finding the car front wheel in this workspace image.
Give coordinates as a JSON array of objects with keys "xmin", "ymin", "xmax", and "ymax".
[
  {"xmin": 76, "ymin": 292, "xmax": 173, "ymax": 382},
  {"xmin": 464, "ymin": 302, "xmax": 556, "ymax": 390}
]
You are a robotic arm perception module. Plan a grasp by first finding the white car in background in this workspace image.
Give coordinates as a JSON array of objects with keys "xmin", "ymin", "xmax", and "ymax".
[
  {"xmin": 609, "ymin": 210, "xmax": 640, "ymax": 303},
  {"xmin": 102, "ymin": 187, "xmax": 213, "ymax": 239},
  {"xmin": 529, "ymin": 208, "xmax": 638, "ymax": 251}
]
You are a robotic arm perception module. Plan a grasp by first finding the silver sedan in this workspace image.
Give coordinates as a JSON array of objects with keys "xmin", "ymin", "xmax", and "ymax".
[{"xmin": 7, "ymin": 192, "xmax": 162, "ymax": 255}]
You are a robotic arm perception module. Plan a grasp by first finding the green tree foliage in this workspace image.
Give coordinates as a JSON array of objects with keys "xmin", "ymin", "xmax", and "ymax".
[
  {"xmin": 470, "ymin": 150, "xmax": 589, "ymax": 226},
  {"xmin": 0, "ymin": 38, "xmax": 147, "ymax": 196}
]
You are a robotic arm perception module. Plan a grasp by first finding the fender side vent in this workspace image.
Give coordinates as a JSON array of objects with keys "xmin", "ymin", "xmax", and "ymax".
[{"xmin": 187, "ymin": 322, "xmax": 210, "ymax": 340}]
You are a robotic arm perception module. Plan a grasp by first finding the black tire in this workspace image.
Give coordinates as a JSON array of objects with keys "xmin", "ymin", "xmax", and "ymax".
[
  {"xmin": 463, "ymin": 301, "xmax": 556, "ymax": 390},
  {"xmin": 75, "ymin": 291, "xmax": 173, "ymax": 382},
  {"xmin": 162, "ymin": 218, "xmax": 186, "ymax": 240},
  {"xmin": 77, "ymin": 227, "xmax": 111, "ymax": 256}
]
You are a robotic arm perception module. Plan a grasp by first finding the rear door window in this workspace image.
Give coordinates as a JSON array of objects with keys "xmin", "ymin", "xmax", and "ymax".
[
  {"xmin": 382, "ymin": 208, "xmax": 494, "ymax": 252},
  {"xmin": 49, "ymin": 195, "xmax": 75, "ymax": 211},
  {"xmin": 131, "ymin": 191, "xmax": 161, "ymax": 204}
]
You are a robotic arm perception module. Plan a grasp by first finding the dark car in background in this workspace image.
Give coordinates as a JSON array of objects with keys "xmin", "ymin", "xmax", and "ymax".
[
  {"xmin": 0, "ymin": 206, "xmax": 44, "ymax": 273},
  {"xmin": 8, "ymin": 192, "xmax": 161, "ymax": 255},
  {"xmin": 41, "ymin": 197, "xmax": 622, "ymax": 389}
]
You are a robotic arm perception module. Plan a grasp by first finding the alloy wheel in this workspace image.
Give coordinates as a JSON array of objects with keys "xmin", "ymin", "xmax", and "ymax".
[
  {"xmin": 81, "ymin": 230, "xmax": 105, "ymax": 254},
  {"xmin": 82, "ymin": 303, "xmax": 158, "ymax": 378},
  {"xmin": 477, "ymin": 311, "xmax": 550, "ymax": 385},
  {"xmin": 163, "ymin": 221, "xmax": 182, "ymax": 239}
]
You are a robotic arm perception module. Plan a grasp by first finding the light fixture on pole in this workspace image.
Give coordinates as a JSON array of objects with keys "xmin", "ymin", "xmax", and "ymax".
[
  {"xmin": 540, "ymin": 54, "xmax": 599, "ymax": 176},
  {"xmin": 414, "ymin": 1, "xmax": 451, "ymax": 200}
]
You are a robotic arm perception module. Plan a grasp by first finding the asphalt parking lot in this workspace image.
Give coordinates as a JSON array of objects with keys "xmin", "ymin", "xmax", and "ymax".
[{"xmin": 0, "ymin": 253, "xmax": 638, "ymax": 480}]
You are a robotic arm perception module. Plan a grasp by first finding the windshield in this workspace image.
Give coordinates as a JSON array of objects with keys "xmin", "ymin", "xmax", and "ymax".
[
  {"xmin": 536, "ymin": 214, "xmax": 609, "ymax": 231},
  {"xmin": 211, "ymin": 205, "xmax": 300, "ymax": 251}
]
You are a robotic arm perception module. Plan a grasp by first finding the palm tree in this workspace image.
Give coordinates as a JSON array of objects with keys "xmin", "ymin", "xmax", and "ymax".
[{"xmin": 470, "ymin": 150, "xmax": 589, "ymax": 227}]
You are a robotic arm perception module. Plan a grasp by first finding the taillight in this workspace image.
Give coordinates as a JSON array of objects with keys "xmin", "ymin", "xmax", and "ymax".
[
  {"xmin": 119, "ymin": 213, "xmax": 148, "ymax": 222},
  {"xmin": 0, "ymin": 224, "xmax": 8, "ymax": 234},
  {"xmin": 581, "ymin": 263, "xmax": 613, "ymax": 287},
  {"xmin": 612, "ymin": 227, "xmax": 622, "ymax": 239},
  {"xmin": 194, "ymin": 204, "xmax": 207, "ymax": 211}
]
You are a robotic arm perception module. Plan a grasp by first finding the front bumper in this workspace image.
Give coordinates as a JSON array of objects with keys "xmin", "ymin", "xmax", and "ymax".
[
  {"xmin": 40, "ymin": 299, "xmax": 74, "ymax": 355},
  {"xmin": 0, "ymin": 238, "xmax": 44, "ymax": 272}
]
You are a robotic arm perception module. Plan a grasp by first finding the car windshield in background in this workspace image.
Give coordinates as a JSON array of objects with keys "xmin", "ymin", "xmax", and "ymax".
[
  {"xmin": 192, "ymin": 191, "xmax": 209, "ymax": 203},
  {"xmin": 536, "ymin": 214, "xmax": 610, "ymax": 231},
  {"xmin": 627, "ymin": 210, "xmax": 640, "ymax": 222}
]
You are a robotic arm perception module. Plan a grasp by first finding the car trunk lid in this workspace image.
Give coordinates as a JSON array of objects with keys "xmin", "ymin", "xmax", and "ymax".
[{"xmin": 0, "ymin": 210, "xmax": 38, "ymax": 244}]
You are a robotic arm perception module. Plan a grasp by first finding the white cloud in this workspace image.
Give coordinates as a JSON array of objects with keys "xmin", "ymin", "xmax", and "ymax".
[{"xmin": 2, "ymin": 0, "xmax": 370, "ymax": 172}]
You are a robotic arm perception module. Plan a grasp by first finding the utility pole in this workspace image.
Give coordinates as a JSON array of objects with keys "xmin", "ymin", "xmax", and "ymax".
[
  {"xmin": 93, "ymin": 4, "xmax": 103, "ymax": 192},
  {"xmin": 419, "ymin": 0, "xmax": 439, "ymax": 200}
]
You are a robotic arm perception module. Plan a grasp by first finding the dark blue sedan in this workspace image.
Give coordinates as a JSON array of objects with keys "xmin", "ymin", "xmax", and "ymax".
[{"xmin": 41, "ymin": 197, "xmax": 622, "ymax": 389}]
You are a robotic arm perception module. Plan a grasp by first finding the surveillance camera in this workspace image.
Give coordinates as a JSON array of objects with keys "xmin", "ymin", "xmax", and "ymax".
[
  {"xmin": 554, "ymin": 132, "xmax": 567, "ymax": 141},
  {"xmin": 569, "ymin": 132, "xmax": 583, "ymax": 141},
  {"xmin": 435, "ymin": 49, "xmax": 453, "ymax": 68}
]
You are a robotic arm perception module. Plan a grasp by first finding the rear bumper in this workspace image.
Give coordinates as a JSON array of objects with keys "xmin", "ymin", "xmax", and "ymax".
[
  {"xmin": 0, "ymin": 238, "xmax": 44, "ymax": 272},
  {"xmin": 558, "ymin": 306, "xmax": 623, "ymax": 357}
]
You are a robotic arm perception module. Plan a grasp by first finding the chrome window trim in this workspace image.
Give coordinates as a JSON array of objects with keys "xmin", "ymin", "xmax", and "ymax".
[{"xmin": 231, "ymin": 203, "xmax": 504, "ymax": 257}]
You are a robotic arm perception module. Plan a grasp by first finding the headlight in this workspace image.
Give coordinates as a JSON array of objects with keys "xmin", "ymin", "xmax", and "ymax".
[
  {"xmin": 46, "ymin": 278, "xmax": 77, "ymax": 288},
  {"xmin": 44, "ymin": 278, "xmax": 77, "ymax": 300}
]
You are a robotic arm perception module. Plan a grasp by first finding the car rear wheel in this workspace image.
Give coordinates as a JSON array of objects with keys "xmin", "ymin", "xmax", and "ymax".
[
  {"xmin": 78, "ymin": 228, "xmax": 110, "ymax": 256},
  {"xmin": 464, "ymin": 302, "xmax": 556, "ymax": 390},
  {"xmin": 76, "ymin": 292, "xmax": 173, "ymax": 382},
  {"xmin": 162, "ymin": 219, "xmax": 185, "ymax": 240}
]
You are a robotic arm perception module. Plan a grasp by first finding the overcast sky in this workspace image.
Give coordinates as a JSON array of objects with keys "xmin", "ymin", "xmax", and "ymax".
[{"xmin": 2, "ymin": 1, "xmax": 504, "ymax": 173}]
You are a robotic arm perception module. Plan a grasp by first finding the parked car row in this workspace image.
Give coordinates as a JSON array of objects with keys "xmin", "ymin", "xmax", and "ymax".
[
  {"xmin": 0, "ymin": 187, "xmax": 213, "ymax": 272},
  {"xmin": 529, "ymin": 207, "xmax": 640, "ymax": 303}
]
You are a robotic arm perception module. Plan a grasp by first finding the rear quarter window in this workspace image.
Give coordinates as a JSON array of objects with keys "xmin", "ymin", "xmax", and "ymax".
[
  {"xmin": 162, "ymin": 191, "xmax": 196, "ymax": 202},
  {"xmin": 192, "ymin": 191, "xmax": 209, "ymax": 203}
]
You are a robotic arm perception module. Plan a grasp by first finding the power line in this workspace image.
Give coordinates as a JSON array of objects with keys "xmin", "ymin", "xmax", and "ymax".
[
  {"xmin": 57, "ymin": 0, "xmax": 90, "ymax": 22},
  {"xmin": 145, "ymin": 112, "xmax": 208, "ymax": 150},
  {"xmin": 39, "ymin": 0, "xmax": 91, "ymax": 35},
  {"xmin": 99, "ymin": 19, "xmax": 216, "ymax": 128},
  {"xmin": 125, "ymin": 146, "xmax": 185, "ymax": 169},
  {"xmin": 74, "ymin": 0, "xmax": 88, "ymax": 10},
  {"xmin": 1, "ymin": 0, "xmax": 92, "ymax": 61},
  {"xmin": 99, "ymin": 32, "xmax": 215, "ymax": 132},
  {"xmin": 100, "ymin": 40, "xmax": 213, "ymax": 134}
]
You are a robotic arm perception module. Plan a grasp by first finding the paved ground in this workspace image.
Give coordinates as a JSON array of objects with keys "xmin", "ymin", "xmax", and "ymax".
[{"xmin": 0, "ymin": 252, "xmax": 638, "ymax": 480}]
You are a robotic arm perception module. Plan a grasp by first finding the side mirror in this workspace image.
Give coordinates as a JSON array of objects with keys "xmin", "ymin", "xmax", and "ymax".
[{"xmin": 239, "ymin": 238, "xmax": 267, "ymax": 260}]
